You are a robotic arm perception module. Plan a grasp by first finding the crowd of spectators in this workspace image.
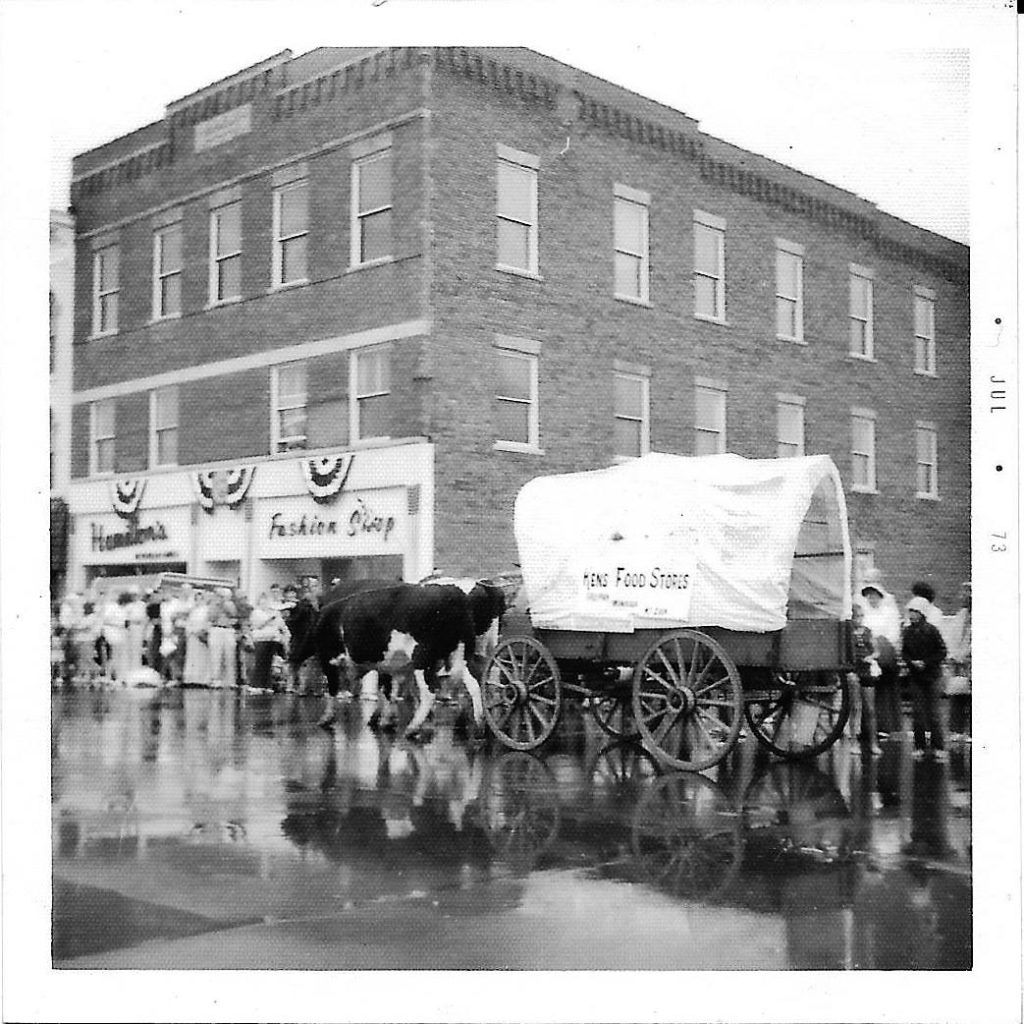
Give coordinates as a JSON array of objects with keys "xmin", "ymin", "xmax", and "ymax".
[{"xmin": 51, "ymin": 575, "xmax": 331, "ymax": 694}]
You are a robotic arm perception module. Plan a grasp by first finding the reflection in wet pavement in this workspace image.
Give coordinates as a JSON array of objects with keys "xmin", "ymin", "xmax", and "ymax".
[{"xmin": 52, "ymin": 690, "xmax": 971, "ymax": 969}]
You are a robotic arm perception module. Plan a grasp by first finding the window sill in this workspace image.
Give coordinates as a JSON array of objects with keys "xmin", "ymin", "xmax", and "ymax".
[
  {"xmin": 915, "ymin": 493, "xmax": 940, "ymax": 502},
  {"xmin": 493, "ymin": 441, "xmax": 545, "ymax": 455},
  {"xmin": 205, "ymin": 297, "xmax": 243, "ymax": 310},
  {"xmin": 268, "ymin": 279, "xmax": 311, "ymax": 294},
  {"xmin": 89, "ymin": 470, "xmax": 117, "ymax": 480},
  {"xmin": 88, "ymin": 331, "xmax": 119, "ymax": 342},
  {"xmin": 914, "ymin": 369, "xmax": 938, "ymax": 379},
  {"xmin": 347, "ymin": 256, "xmax": 395, "ymax": 274},
  {"xmin": 777, "ymin": 334, "xmax": 808, "ymax": 346},
  {"xmin": 147, "ymin": 314, "xmax": 182, "ymax": 325},
  {"xmin": 613, "ymin": 453, "xmax": 648, "ymax": 464},
  {"xmin": 850, "ymin": 486, "xmax": 879, "ymax": 495},
  {"xmin": 694, "ymin": 313, "xmax": 730, "ymax": 327},
  {"xmin": 847, "ymin": 353, "xmax": 877, "ymax": 364},
  {"xmin": 495, "ymin": 265, "xmax": 543, "ymax": 282},
  {"xmin": 614, "ymin": 294, "xmax": 652, "ymax": 308},
  {"xmin": 350, "ymin": 435, "xmax": 393, "ymax": 449}
]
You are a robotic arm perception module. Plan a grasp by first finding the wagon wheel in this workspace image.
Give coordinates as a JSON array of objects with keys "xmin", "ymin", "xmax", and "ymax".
[
  {"xmin": 631, "ymin": 772, "xmax": 743, "ymax": 902},
  {"xmin": 632, "ymin": 629, "xmax": 743, "ymax": 772},
  {"xmin": 744, "ymin": 670, "xmax": 850, "ymax": 760},
  {"xmin": 589, "ymin": 741, "xmax": 661, "ymax": 797},
  {"xmin": 590, "ymin": 688, "xmax": 640, "ymax": 740},
  {"xmin": 480, "ymin": 752, "xmax": 561, "ymax": 873},
  {"xmin": 483, "ymin": 636, "xmax": 562, "ymax": 752}
]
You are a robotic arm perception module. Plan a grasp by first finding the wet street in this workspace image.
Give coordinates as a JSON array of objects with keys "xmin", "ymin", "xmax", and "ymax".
[{"xmin": 51, "ymin": 688, "xmax": 971, "ymax": 970}]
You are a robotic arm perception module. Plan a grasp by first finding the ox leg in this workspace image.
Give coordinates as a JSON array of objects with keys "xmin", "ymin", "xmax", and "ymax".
[
  {"xmin": 404, "ymin": 669, "xmax": 435, "ymax": 740},
  {"xmin": 371, "ymin": 672, "xmax": 398, "ymax": 732}
]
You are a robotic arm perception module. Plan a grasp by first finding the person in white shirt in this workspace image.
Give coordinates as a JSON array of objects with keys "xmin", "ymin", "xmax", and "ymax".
[{"xmin": 858, "ymin": 581, "xmax": 903, "ymax": 737}]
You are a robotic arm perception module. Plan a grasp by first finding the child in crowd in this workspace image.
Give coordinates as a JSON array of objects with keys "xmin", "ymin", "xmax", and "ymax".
[{"xmin": 847, "ymin": 603, "xmax": 883, "ymax": 755}]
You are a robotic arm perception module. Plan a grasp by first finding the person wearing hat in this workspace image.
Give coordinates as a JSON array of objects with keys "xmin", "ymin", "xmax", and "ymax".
[
  {"xmin": 902, "ymin": 595, "xmax": 949, "ymax": 759},
  {"xmin": 859, "ymin": 580, "xmax": 903, "ymax": 738}
]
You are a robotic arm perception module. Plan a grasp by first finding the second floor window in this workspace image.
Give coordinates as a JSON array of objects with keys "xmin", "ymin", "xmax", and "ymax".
[
  {"xmin": 916, "ymin": 423, "xmax": 939, "ymax": 498},
  {"xmin": 914, "ymin": 290, "xmax": 936, "ymax": 374},
  {"xmin": 495, "ymin": 347, "xmax": 539, "ymax": 450},
  {"xmin": 849, "ymin": 267, "xmax": 874, "ymax": 359},
  {"xmin": 851, "ymin": 410, "xmax": 877, "ymax": 491},
  {"xmin": 776, "ymin": 397, "xmax": 805, "ymax": 458},
  {"xmin": 352, "ymin": 148, "xmax": 393, "ymax": 266},
  {"xmin": 210, "ymin": 201, "xmax": 242, "ymax": 304},
  {"xmin": 613, "ymin": 187, "xmax": 650, "ymax": 303},
  {"xmin": 153, "ymin": 222, "xmax": 183, "ymax": 320},
  {"xmin": 693, "ymin": 212, "xmax": 725, "ymax": 321},
  {"xmin": 150, "ymin": 386, "xmax": 179, "ymax": 467},
  {"xmin": 694, "ymin": 382, "xmax": 727, "ymax": 455},
  {"xmin": 496, "ymin": 149, "xmax": 538, "ymax": 275},
  {"xmin": 273, "ymin": 180, "xmax": 309, "ymax": 287},
  {"xmin": 91, "ymin": 398, "xmax": 116, "ymax": 474},
  {"xmin": 273, "ymin": 363, "xmax": 308, "ymax": 452},
  {"xmin": 776, "ymin": 242, "xmax": 804, "ymax": 341},
  {"xmin": 613, "ymin": 372, "xmax": 650, "ymax": 458},
  {"xmin": 351, "ymin": 347, "xmax": 391, "ymax": 441},
  {"xmin": 92, "ymin": 244, "xmax": 119, "ymax": 336}
]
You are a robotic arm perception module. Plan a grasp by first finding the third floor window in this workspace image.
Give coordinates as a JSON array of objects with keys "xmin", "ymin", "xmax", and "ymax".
[
  {"xmin": 210, "ymin": 201, "xmax": 242, "ymax": 304},
  {"xmin": 352, "ymin": 147, "xmax": 393, "ymax": 267},
  {"xmin": 92, "ymin": 244, "xmax": 119, "ymax": 336},
  {"xmin": 613, "ymin": 186, "xmax": 650, "ymax": 304},
  {"xmin": 693, "ymin": 212, "xmax": 726, "ymax": 322},
  {"xmin": 496, "ymin": 147, "xmax": 539, "ymax": 276},
  {"xmin": 273, "ymin": 180, "xmax": 309, "ymax": 287},
  {"xmin": 152, "ymin": 222, "xmax": 183, "ymax": 320}
]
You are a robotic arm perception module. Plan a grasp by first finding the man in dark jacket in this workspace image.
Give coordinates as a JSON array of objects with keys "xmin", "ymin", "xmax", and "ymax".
[{"xmin": 903, "ymin": 595, "xmax": 948, "ymax": 759}]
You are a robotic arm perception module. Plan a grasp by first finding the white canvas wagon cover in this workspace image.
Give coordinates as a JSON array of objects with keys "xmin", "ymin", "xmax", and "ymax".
[{"xmin": 514, "ymin": 452, "xmax": 853, "ymax": 634}]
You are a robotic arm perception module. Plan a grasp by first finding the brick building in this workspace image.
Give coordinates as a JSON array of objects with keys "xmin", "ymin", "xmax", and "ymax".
[{"xmin": 65, "ymin": 46, "xmax": 969, "ymax": 606}]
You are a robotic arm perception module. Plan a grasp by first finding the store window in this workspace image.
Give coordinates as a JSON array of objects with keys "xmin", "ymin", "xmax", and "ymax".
[{"xmin": 272, "ymin": 362, "xmax": 308, "ymax": 452}]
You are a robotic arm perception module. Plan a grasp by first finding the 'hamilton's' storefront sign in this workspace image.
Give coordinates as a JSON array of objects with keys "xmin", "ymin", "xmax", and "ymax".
[{"xmin": 91, "ymin": 516, "xmax": 169, "ymax": 553}]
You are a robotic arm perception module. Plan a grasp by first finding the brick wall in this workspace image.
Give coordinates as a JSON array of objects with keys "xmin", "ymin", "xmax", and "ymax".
[{"xmin": 426, "ymin": 68, "xmax": 970, "ymax": 602}]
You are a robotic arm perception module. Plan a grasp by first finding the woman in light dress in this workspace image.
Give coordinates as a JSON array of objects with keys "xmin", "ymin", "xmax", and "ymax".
[
  {"xmin": 184, "ymin": 590, "xmax": 211, "ymax": 686},
  {"xmin": 858, "ymin": 572, "xmax": 904, "ymax": 737},
  {"xmin": 101, "ymin": 592, "xmax": 131, "ymax": 683},
  {"xmin": 124, "ymin": 586, "xmax": 149, "ymax": 679}
]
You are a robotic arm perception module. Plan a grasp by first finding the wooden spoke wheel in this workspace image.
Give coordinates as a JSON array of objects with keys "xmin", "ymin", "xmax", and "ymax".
[
  {"xmin": 589, "ymin": 687, "xmax": 640, "ymax": 740},
  {"xmin": 744, "ymin": 670, "xmax": 850, "ymax": 760},
  {"xmin": 589, "ymin": 741, "xmax": 661, "ymax": 798},
  {"xmin": 483, "ymin": 636, "xmax": 562, "ymax": 751},
  {"xmin": 479, "ymin": 752, "xmax": 561, "ymax": 873},
  {"xmin": 631, "ymin": 772, "xmax": 743, "ymax": 902},
  {"xmin": 632, "ymin": 630, "xmax": 743, "ymax": 772}
]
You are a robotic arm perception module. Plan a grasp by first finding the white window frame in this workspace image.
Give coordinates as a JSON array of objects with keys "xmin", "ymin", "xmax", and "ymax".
[
  {"xmin": 850, "ymin": 407, "xmax": 877, "ymax": 493},
  {"xmin": 913, "ymin": 286, "xmax": 937, "ymax": 376},
  {"xmin": 915, "ymin": 421, "xmax": 939, "ymax": 500},
  {"xmin": 91, "ymin": 244, "xmax": 119, "ymax": 337},
  {"xmin": 775, "ymin": 239, "xmax": 804, "ymax": 343},
  {"xmin": 612, "ymin": 369, "xmax": 651, "ymax": 460},
  {"xmin": 208, "ymin": 201, "xmax": 243, "ymax": 306},
  {"xmin": 495, "ymin": 145, "xmax": 540, "ymax": 278},
  {"xmin": 152, "ymin": 222, "xmax": 183, "ymax": 321},
  {"xmin": 270, "ymin": 362, "xmax": 309, "ymax": 452},
  {"xmin": 693, "ymin": 210, "xmax": 726, "ymax": 323},
  {"xmin": 350, "ymin": 145, "xmax": 393, "ymax": 269},
  {"xmin": 694, "ymin": 377, "xmax": 728, "ymax": 455},
  {"xmin": 90, "ymin": 398, "xmax": 116, "ymax": 477},
  {"xmin": 493, "ymin": 335, "xmax": 542, "ymax": 454},
  {"xmin": 272, "ymin": 179, "xmax": 310, "ymax": 289},
  {"xmin": 849, "ymin": 264, "xmax": 875, "ymax": 360},
  {"xmin": 149, "ymin": 386, "xmax": 179, "ymax": 468},
  {"xmin": 349, "ymin": 346, "xmax": 392, "ymax": 443},
  {"xmin": 613, "ymin": 184, "xmax": 650, "ymax": 305},
  {"xmin": 776, "ymin": 392, "xmax": 806, "ymax": 458}
]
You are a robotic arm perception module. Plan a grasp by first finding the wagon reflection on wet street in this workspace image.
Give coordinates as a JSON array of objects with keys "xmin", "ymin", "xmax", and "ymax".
[{"xmin": 52, "ymin": 689, "xmax": 971, "ymax": 970}]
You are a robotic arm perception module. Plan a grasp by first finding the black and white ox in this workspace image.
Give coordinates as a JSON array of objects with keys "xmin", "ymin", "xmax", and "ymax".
[{"xmin": 292, "ymin": 577, "xmax": 515, "ymax": 739}]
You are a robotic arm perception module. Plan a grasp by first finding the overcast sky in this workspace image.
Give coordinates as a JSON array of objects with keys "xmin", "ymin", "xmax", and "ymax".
[{"xmin": 31, "ymin": 1, "xmax": 977, "ymax": 244}]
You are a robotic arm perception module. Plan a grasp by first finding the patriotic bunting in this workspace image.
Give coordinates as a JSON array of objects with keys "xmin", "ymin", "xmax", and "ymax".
[{"xmin": 300, "ymin": 453, "xmax": 354, "ymax": 504}]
